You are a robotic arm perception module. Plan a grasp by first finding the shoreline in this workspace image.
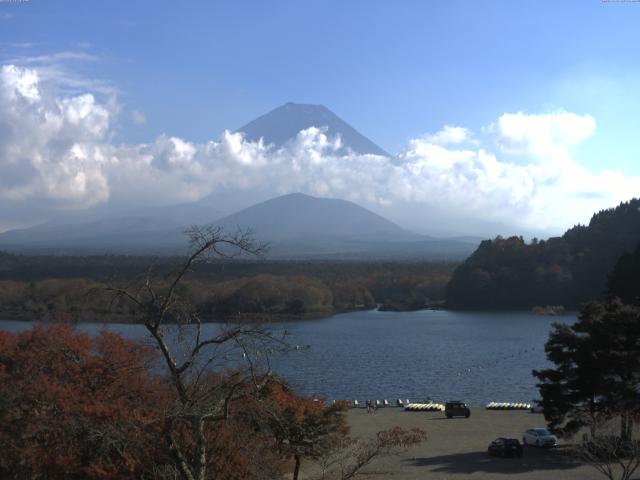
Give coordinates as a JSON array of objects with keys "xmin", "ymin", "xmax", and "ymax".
[
  {"xmin": 0, "ymin": 306, "xmax": 578, "ymax": 325},
  {"xmin": 0, "ymin": 306, "xmax": 376, "ymax": 324}
]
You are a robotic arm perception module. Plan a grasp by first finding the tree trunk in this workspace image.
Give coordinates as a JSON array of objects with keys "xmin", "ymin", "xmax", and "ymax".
[
  {"xmin": 293, "ymin": 454, "xmax": 301, "ymax": 480},
  {"xmin": 620, "ymin": 414, "xmax": 633, "ymax": 443},
  {"xmin": 165, "ymin": 427, "xmax": 196, "ymax": 480},
  {"xmin": 589, "ymin": 400, "xmax": 598, "ymax": 439},
  {"xmin": 195, "ymin": 417, "xmax": 207, "ymax": 480}
]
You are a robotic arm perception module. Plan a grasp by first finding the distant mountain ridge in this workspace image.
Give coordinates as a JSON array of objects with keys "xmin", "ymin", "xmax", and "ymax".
[
  {"xmin": 0, "ymin": 193, "xmax": 478, "ymax": 259},
  {"xmin": 238, "ymin": 102, "xmax": 390, "ymax": 156},
  {"xmin": 212, "ymin": 193, "xmax": 476, "ymax": 259},
  {"xmin": 215, "ymin": 193, "xmax": 415, "ymax": 242},
  {"xmin": 0, "ymin": 216, "xmax": 187, "ymax": 252}
]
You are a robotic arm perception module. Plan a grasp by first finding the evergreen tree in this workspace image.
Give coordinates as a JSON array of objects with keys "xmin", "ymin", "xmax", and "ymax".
[
  {"xmin": 534, "ymin": 300, "xmax": 640, "ymax": 440},
  {"xmin": 447, "ymin": 198, "xmax": 640, "ymax": 309},
  {"xmin": 607, "ymin": 244, "xmax": 640, "ymax": 306}
]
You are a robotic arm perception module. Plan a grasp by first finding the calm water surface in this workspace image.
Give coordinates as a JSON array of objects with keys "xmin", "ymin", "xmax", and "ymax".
[{"xmin": 0, "ymin": 309, "xmax": 574, "ymax": 405}]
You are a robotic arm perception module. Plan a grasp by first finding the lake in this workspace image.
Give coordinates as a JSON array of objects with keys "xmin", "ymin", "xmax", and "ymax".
[{"xmin": 0, "ymin": 309, "xmax": 574, "ymax": 405}]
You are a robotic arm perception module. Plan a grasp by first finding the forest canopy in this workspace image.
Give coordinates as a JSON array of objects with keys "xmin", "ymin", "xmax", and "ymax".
[
  {"xmin": 0, "ymin": 257, "xmax": 455, "ymax": 322},
  {"xmin": 446, "ymin": 198, "xmax": 640, "ymax": 309}
]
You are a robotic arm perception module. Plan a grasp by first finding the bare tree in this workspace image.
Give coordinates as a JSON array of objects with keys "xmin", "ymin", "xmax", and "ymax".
[
  {"xmin": 312, "ymin": 427, "xmax": 427, "ymax": 480},
  {"xmin": 575, "ymin": 414, "xmax": 640, "ymax": 480},
  {"xmin": 107, "ymin": 225, "xmax": 282, "ymax": 480}
]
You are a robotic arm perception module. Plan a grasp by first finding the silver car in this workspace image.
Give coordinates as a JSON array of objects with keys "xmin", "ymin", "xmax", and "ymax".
[{"xmin": 522, "ymin": 428, "xmax": 557, "ymax": 447}]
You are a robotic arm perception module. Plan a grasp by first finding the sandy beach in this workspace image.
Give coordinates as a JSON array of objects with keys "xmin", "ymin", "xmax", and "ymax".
[{"xmin": 346, "ymin": 406, "xmax": 603, "ymax": 480}]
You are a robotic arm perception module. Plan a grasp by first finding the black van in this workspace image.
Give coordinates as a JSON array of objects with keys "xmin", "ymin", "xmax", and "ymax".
[{"xmin": 445, "ymin": 400, "xmax": 471, "ymax": 418}]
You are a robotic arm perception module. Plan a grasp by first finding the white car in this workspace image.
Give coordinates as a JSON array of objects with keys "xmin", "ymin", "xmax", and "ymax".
[{"xmin": 522, "ymin": 428, "xmax": 557, "ymax": 447}]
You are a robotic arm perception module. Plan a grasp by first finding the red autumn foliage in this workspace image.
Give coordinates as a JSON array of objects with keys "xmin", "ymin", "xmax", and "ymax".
[
  {"xmin": 0, "ymin": 324, "xmax": 170, "ymax": 479},
  {"xmin": 0, "ymin": 325, "xmax": 287, "ymax": 480},
  {"xmin": 259, "ymin": 379, "xmax": 349, "ymax": 480},
  {"xmin": 0, "ymin": 324, "xmax": 426, "ymax": 480},
  {"xmin": 195, "ymin": 412, "xmax": 286, "ymax": 480},
  {"xmin": 160, "ymin": 371, "xmax": 287, "ymax": 480}
]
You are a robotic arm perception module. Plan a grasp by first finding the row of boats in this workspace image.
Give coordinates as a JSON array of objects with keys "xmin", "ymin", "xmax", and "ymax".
[
  {"xmin": 404, "ymin": 402, "xmax": 446, "ymax": 411},
  {"xmin": 485, "ymin": 402, "xmax": 532, "ymax": 410},
  {"xmin": 351, "ymin": 399, "xmax": 442, "ymax": 409},
  {"xmin": 345, "ymin": 400, "xmax": 534, "ymax": 411}
]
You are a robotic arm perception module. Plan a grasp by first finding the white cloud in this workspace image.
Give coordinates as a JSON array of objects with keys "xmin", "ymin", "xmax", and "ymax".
[
  {"xmin": 10, "ymin": 42, "xmax": 35, "ymax": 49},
  {"xmin": 1, "ymin": 49, "xmax": 117, "ymax": 96},
  {"xmin": 424, "ymin": 125, "xmax": 471, "ymax": 146},
  {"xmin": 0, "ymin": 63, "xmax": 639, "ymax": 235},
  {"xmin": 131, "ymin": 108, "xmax": 146, "ymax": 125},
  {"xmin": 0, "ymin": 65, "xmax": 110, "ymax": 206},
  {"xmin": 8, "ymin": 52, "xmax": 100, "ymax": 64},
  {"xmin": 489, "ymin": 111, "xmax": 596, "ymax": 156},
  {"xmin": 1, "ymin": 64, "xmax": 40, "ymax": 102}
]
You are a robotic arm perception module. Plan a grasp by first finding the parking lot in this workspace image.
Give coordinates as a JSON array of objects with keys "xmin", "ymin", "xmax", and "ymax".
[{"xmin": 346, "ymin": 406, "xmax": 603, "ymax": 479}]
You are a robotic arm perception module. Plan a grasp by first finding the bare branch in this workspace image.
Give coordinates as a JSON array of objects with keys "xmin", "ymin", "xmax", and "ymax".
[
  {"xmin": 98, "ymin": 225, "xmax": 274, "ymax": 480},
  {"xmin": 575, "ymin": 417, "xmax": 640, "ymax": 480}
]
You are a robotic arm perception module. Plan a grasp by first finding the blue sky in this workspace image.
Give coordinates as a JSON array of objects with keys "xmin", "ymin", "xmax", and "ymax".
[
  {"xmin": 0, "ymin": 0, "xmax": 639, "ymax": 234},
  {"xmin": 2, "ymin": 0, "xmax": 639, "ymax": 172}
]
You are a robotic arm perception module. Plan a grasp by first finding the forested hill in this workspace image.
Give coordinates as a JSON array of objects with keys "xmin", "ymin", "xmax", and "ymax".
[{"xmin": 446, "ymin": 198, "xmax": 640, "ymax": 309}]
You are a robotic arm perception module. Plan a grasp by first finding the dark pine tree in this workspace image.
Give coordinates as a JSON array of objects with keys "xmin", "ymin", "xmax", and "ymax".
[{"xmin": 534, "ymin": 300, "xmax": 640, "ymax": 441}]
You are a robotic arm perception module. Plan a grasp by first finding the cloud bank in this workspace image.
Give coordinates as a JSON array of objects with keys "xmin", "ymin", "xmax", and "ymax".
[{"xmin": 1, "ymin": 63, "xmax": 639, "ymax": 235}]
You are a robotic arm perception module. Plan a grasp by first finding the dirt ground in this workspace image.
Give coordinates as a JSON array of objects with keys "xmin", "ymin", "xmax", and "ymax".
[{"xmin": 343, "ymin": 406, "xmax": 603, "ymax": 480}]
